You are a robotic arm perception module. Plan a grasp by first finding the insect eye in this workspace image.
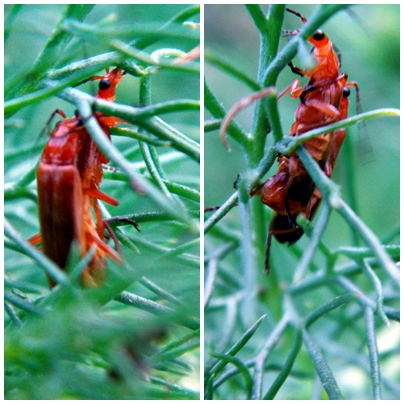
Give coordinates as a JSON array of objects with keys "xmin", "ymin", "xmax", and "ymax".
[
  {"xmin": 343, "ymin": 88, "xmax": 351, "ymax": 98},
  {"xmin": 312, "ymin": 30, "xmax": 324, "ymax": 41},
  {"xmin": 99, "ymin": 78, "xmax": 111, "ymax": 90}
]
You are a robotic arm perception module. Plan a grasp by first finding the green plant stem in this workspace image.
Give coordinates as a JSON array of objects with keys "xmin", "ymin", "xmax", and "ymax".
[
  {"xmin": 139, "ymin": 73, "xmax": 172, "ymax": 199},
  {"xmin": 157, "ymin": 337, "xmax": 200, "ymax": 362},
  {"xmin": 278, "ymin": 109, "xmax": 400, "ymax": 155},
  {"xmin": 243, "ymin": 6, "xmax": 285, "ymax": 310},
  {"xmin": 23, "ymin": 81, "xmax": 200, "ymax": 163},
  {"xmin": 365, "ymin": 307, "xmax": 382, "ymax": 400},
  {"xmin": 293, "ymin": 203, "xmax": 331, "ymax": 283},
  {"xmin": 362, "ymin": 260, "xmax": 390, "ymax": 325},
  {"xmin": 245, "ymin": 5, "xmax": 268, "ymax": 36},
  {"xmin": 238, "ymin": 178, "xmax": 259, "ymax": 323},
  {"xmin": 139, "ymin": 276, "xmax": 184, "ymax": 307},
  {"xmin": 115, "ymin": 291, "xmax": 199, "ymax": 330},
  {"xmin": 4, "ymin": 291, "xmax": 42, "ymax": 315},
  {"xmin": 302, "ymin": 329, "xmax": 342, "ymax": 399},
  {"xmin": 150, "ymin": 376, "xmax": 199, "ymax": 399},
  {"xmin": 48, "ymin": 52, "xmax": 125, "ymax": 79},
  {"xmin": 203, "ymin": 144, "xmax": 278, "ymax": 232},
  {"xmin": 251, "ymin": 4, "xmax": 285, "ymax": 153},
  {"xmin": 338, "ymin": 200, "xmax": 399, "ymax": 284},
  {"xmin": 340, "ymin": 133, "xmax": 360, "ymax": 245},
  {"xmin": 296, "ymin": 146, "xmax": 399, "ymax": 285},
  {"xmin": 204, "ymin": 256, "xmax": 219, "ymax": 308},
  {"xmin": 336, "ymin": 276, "xmax": 386, "ymax": 317},
  {"xmin": 110, "ymin": 126, "xmax": 169, "ymax": 146},
  {"xmin": 62, "ymin": 20, "xmax": 199, "ymax": 42},
  {"xmin": 252, "ymin": 313, "xmax": 290, "ymax": 399},
  {"xmin": 210, "ymin": 353, "xmax": 253, "ymax": 399},
  {"xmin": 333, "ymin": 245, "xmax": 399, "ymax": 260},
  {"xmin": 65, "ymin": 87, "xmax": 200, "ymax": 120},
  {"xmin": 160, "ymin": 329, "xmax": 199, "ymax": 355},
  {"xmin": 205, "ymin": 314, "xmax": 266, "ymax": 399},
  {"xmin": 111, "ymin": 39, "xmax": 199, "ymax": 74},
  {"xmin": 205, "ymin": 297, "xmax": 239, "ymax": 379},
  {"xmin": 204, "ymin": 118, "xmax": 222, "ymax": 132},
  {"xmin": 5, "ymin": 5, "xmax": 94, "ymax": 100},
  {"xmin": 263, "ymin": 327, "xmax": 303, "ymax": 399},
  {"xmin": 133, "ymin": 4, "xmax": 200, "ymax": 50},
  {"xmin": 139, "ymin": 118, "xmax": 200, "ymax": 162},
  {"xmin": 4, "ymin": 219, "xmax": 68, "ymax": 285},
  {"xmin": 4, "ymin": 5, "xmax": 22, "ymax": 43},
  {"xmin": 74, "ymin": 97, "xmax": 194, "ymax": 228},
  {"xmin": 5, "ymin": 63, "xmax": 113, "ymax": 115},
  {"xmin": 204, "ymin": 191, "xmax": 238, "ymax": 233},
  {"xmin": 304, "ymin": 293, "xmax": 356, "ymax": 329},
  {"xmin": 4, "ymin": 301, "xmax": 22, "ymax": 326}
]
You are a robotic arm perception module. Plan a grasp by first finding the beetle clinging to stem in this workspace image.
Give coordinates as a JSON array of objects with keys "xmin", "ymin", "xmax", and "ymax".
[
  {"xmin": 218, "ymin": 8, "xmax": 362, "ymax": 273},
  {"xmin": 260, "ymin": 8, "xmax": 361, "ymax": 272},
  {"xmin": 30, "ymin": 68, "xmax": 131, "ymax": 287},
  {"xmin": 261, "ymin": 86, "xmax": 351, "ymax": 272}
]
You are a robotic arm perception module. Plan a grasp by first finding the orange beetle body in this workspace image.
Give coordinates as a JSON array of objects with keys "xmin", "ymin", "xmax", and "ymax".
[
  {"xmin": 33, "ymin": 68, "xmax": 125, "ymax": 287},
  {"xmin": 260, "ymin": 9, "xmax": 357, "ymax": 271}
]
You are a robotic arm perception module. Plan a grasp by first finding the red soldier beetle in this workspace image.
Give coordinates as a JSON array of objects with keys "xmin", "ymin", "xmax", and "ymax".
[
  {"xmin": 30, "ymin": 68, "xmax": 127, "ymax": 287},
  {"xmin": 263, "ymin": 88, "xmax": 350, "ymax": 271},
  {"xmin": 76, "ymin": 68, "xmax": 125, "ymax": 239},
  {"xmin": 215, "ymin": 9, "xmax": 363, "ymax": 273},
  {"xmin": 260, "ymin": 9, "xmax": 360, "ymax": 272}
]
